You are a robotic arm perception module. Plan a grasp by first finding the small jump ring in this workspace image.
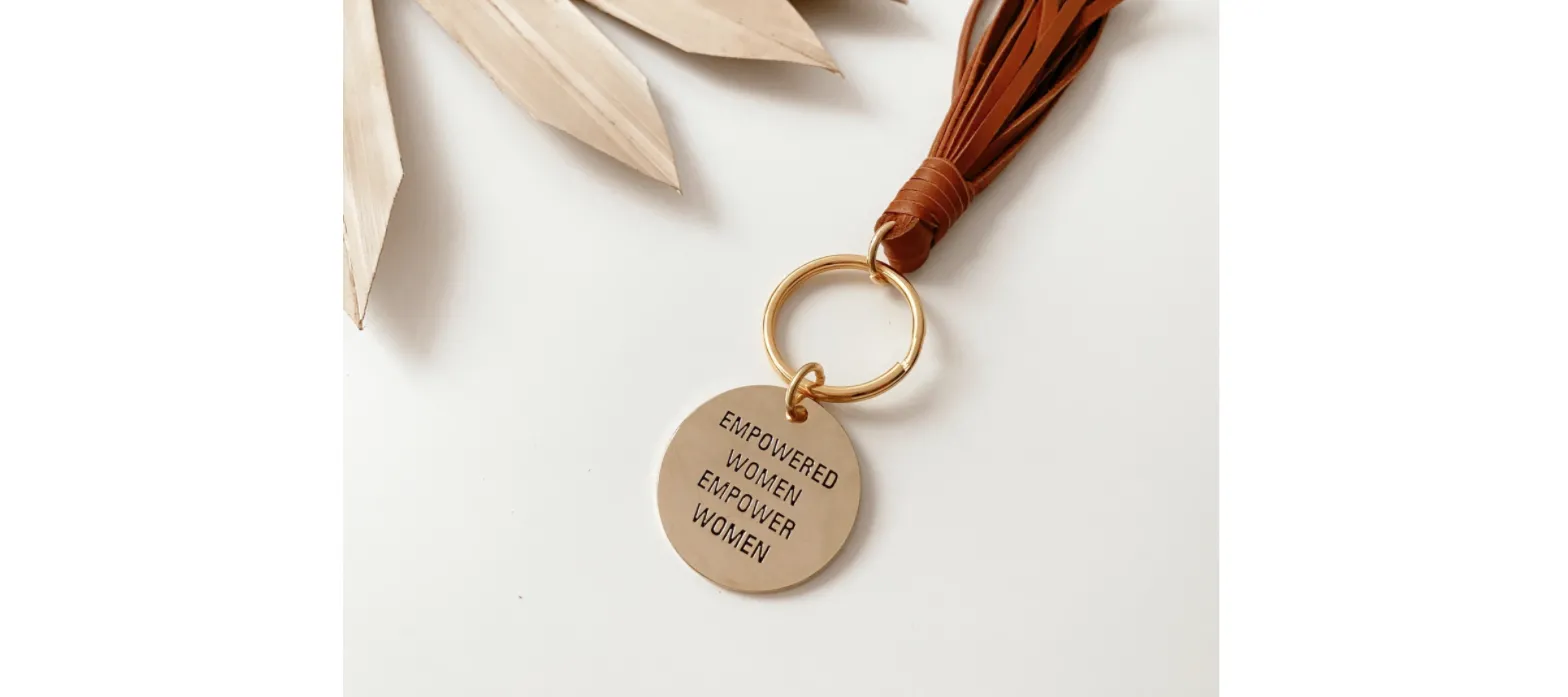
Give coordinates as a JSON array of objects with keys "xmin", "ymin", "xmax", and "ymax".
[
  {"xmin": 867, "ymin": 220, "xmax": 897, "ymax": 284},
  {"xmin": 784, "ymin": 362, "xmax": 826, "ymax": 422}
]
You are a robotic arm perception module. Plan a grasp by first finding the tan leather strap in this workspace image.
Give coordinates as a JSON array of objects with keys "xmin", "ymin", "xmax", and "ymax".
[{"xmin": 877, "ymin": 0, "xmax": 1123, "ymax": 273}]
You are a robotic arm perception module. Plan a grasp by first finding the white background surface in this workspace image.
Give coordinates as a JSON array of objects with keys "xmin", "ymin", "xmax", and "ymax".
[{"xmin": 346, "ymin": 1, "xmax": 1215, "ymax": 695}]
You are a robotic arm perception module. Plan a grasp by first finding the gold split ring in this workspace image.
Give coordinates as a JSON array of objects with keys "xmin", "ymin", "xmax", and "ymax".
[{"xmin": 762, "ymin": 253, "xmax": 926, "ymax": 404}]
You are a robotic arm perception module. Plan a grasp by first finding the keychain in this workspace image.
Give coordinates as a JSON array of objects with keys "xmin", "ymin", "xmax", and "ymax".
[{"xmin": 657, "ymin": 0, "xmax": 1124, "ymax": 593}]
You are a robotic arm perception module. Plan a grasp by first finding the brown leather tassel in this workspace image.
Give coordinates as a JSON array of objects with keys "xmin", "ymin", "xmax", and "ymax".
[{"xmin": 876, "ymin": 0, "xmax": 1123, "ymax": 273}]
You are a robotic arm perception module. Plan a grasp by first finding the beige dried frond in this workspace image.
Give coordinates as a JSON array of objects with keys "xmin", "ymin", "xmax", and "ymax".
[
  {"xmin": 416, "ymin": 0, "xmax": 680, "ymax": 189},
  {"xmin": 344, "ymin": 0, "xmax": 404, "ymax": 329},
  {"xmin": 581, "ymin": 0, "xmax": 840, "ymax": 73},
  {"xmin": 346, "ymin": 0, "xmax": 905, "ymax": 326}
]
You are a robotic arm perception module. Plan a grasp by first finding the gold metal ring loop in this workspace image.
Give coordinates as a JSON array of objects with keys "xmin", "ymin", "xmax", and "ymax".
[
  {"xmin": 763, "ymin": 254, "xmax": 925, "ymax": 404},
  {"xmin": 784, "ymin": 362, "xmax": 825, "ymax": 422},
  {"xmin": 866, "ymin": 220, "xmax": 897, "ymax": 284}
]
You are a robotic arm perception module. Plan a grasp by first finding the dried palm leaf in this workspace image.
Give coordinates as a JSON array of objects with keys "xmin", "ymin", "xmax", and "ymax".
[
  {"xmin": 581, "ymin": 0, "xmax": 839, "ymax": 73},
  {"xmin": 346, "ymin": 0, "xmax": 906, "ymax": 326},
  {"xmin": 344, "ymin": 0, "xmax": 404, "ymax": 328},
  {"xmin": 415, "ymin": 0, "xmax": 678, "ymax": 188}
]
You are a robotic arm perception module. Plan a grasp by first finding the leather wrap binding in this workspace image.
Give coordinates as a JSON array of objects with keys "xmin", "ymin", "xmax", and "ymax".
[{"xmin": 877, "ymin": 0, "xmax": 1123, "ymax": 273}]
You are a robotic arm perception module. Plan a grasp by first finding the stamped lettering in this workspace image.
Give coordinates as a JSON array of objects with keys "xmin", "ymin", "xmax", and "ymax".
[{"xmin": 658, "ymin": 385, "xmax": 861, "ymax": 592}]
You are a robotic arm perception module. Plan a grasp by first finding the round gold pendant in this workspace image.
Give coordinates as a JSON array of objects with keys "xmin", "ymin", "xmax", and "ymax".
[{"xmin": 658, "ymin": 385, "xmax": 861, "ymax": 592}]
